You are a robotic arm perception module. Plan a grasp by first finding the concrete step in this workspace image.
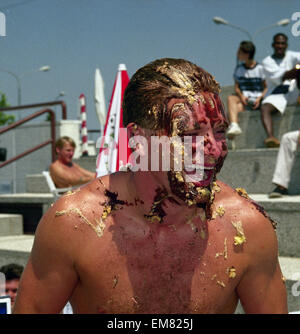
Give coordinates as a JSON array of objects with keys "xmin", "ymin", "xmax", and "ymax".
[
  {"xmin": 0, "ymin": 235, "xmax": 34, "ymax": 268},
  {"xmin": 0, "ymin": 214, "xmax": 24, "ymax": 236},
  {"xmin": 26, "ymin": 174, "xmax": 50, "ymax": 193},
  {"xmin": 0, "ymin": 193, "xmax": 54, "ymax": 234},
  {"xmin": 0, "ymin": 234, "xmax": 298, "ymax": 313},
  {"xmin": 220, "ymin": 85, "xmax": 300, "ymax": 150},
  {"xmin": 219, "ymin": 148, "xmax": 300, "ymax": 195},
  {"xmin": 248, "ymin": 194, "xmax": 300, "ymax": 258}
]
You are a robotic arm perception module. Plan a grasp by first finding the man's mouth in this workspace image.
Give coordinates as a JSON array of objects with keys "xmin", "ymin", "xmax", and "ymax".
[{"xmin": 183, "ymin": 165, "xmax": 215, "ymax": 186}]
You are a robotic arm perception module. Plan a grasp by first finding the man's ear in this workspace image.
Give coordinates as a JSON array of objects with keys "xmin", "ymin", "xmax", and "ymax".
[
  {"xmin": 126, "ymin": 123, "xmax": 148, "ymax": 157},
  {"xmin": 127, "ymin": 123, "xmax": 146, "ymax": 138}
]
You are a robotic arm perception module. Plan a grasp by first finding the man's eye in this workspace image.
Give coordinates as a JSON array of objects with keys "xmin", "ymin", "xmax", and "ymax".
[{"xmin": 214, "ymin": 129, "xmax": 226, "ymax": 138}]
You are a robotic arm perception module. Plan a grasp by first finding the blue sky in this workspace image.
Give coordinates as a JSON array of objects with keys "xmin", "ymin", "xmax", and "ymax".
[{"xmin": 0, "ymin": 0, "xmax": 299, "ymax": 135}]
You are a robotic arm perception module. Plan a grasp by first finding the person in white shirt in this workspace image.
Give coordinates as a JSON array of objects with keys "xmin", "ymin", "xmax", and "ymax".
[
  {"xmin": 227, "ymin": 41, "xmax": 267, "ymax": 139},
  {"xmin": 261, "ymin": 33, "xmax": 300, "ymax": 148},
  {"xmin": 268, "ymin": 130, "xmax": 299, "ymax": 198}
]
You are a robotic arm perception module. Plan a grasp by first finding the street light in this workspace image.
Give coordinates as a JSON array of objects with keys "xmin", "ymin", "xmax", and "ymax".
[
  {"xmin": 0, "ymin": 65, "xmax": 51, "ymax": 106},
  {"xmin": 55, "ymin": 91, "xmax": 66, "ymax": 100},
  {"xmin": 213, "ymin": 16, "xmax": 253, "ymax": 40},
  {"xmin": 252, "ymin": 18, "xmax": 290, "ymax": 40},
  {"xmin": 213, "ymin": 16, "xmax": 290, "ymax": 41}
]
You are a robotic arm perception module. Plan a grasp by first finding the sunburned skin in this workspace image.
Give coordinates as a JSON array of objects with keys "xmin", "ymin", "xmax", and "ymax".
[
  {"xmin": 55, "ymin": 208, "xmax": 106, "ymax": 238},
  {"xmin": 235, "ymin": 187, "xmax": 277, "ymax": 230}
]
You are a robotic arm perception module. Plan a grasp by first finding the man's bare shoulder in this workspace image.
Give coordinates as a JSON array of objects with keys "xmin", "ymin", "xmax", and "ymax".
[
  {"xmin": 215, "ymin": 180, "xmax": 277, "ymax": 228},
  {"xmin": 214, "ymin": 180, "xmax": 278, "ymax": 257},
  {"xmin": 41, "ymin": 171, "xmax": 131, "ymax": 230}
]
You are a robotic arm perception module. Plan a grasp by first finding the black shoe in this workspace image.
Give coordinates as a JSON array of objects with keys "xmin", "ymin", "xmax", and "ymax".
[{"xmin": 268, "ymin": 186, "xmax": 288, "ymax": 198}]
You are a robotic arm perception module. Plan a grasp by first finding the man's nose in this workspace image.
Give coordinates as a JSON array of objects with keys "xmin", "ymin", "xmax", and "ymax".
[{"xmin": 204, "ymin": 134, "xmax": 222, "ymax": 157}]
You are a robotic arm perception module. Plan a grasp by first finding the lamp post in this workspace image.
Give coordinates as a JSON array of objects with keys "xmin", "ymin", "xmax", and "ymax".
[
  {"xmin": 0, "ymin": 65, "xmax": 51, "ymax": 106},
  {"xmin": 252, "ymin": 18, "xmax": 290, "ymax": 40},
  {"xmin": 55, "ymin": 91, "xmax": 66, "ymax": 100},
  {"xmin": 213, "ymin": 16, "xmax": 290, "ymax": 41}
]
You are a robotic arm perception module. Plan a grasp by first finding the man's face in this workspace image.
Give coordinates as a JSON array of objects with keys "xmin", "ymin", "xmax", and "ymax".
[
  {"xmin": 57, "ymin": 142, "xmax": 75, "ymax": 165},
  {"xmin": 272, "ymin": 35, "xmax": 288, "ymax": 58},
  {"xmin": 5, "ymin": 279, "xmax": 19, "ymax": 307},
  {"xmin": 166, "ymin": 92, "xmax": 228, "ymax": 205},
  {"xmin": 237, "ymin": 48, "xmax": 249, "ymax": 62}
]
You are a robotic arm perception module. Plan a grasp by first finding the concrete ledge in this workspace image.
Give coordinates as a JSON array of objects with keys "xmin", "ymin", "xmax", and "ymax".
[
  {"xmin": 0, "ymin": 235, "xmax": 34, "ymax": 267},
  {"xmin": 220, "ymin": 85, "xmax": 300, "ymax": 150},
  {"xmin": 249, "ymin": 194, "xmax": 300, "ymax": 258},
  {"xmin": 219, "ymin": 149, "xmax": 300, "ymax": 195},
  {"xmin": 26, "ymin": 174, "xmax": 50, "ymax": 193},
  {"xmin": 0, "ymin": 193, "xmax": 54, "ymax": 203},
  {"xmin": 0, "ymin": 214, "xmax": 23, "ymax": 236},
  {"xmin": 0, "ymin": 193, "xmax": 54, "ymax": 234}
]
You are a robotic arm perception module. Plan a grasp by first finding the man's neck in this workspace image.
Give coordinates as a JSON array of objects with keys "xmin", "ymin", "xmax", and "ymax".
[
  {"xmin": 245, "ymin": 59, "xmax": 256, "ymax": 68},
  {"xmin": 57, "ymin": 158, "xmax": 73, "ymax": 167},
  {"xmin": 130, "ymin": 171, "xmax": 207, "ymax": 227},
  {"xmin": 273, "ymin": 52, "xmax": 286, "ymax": 60}
]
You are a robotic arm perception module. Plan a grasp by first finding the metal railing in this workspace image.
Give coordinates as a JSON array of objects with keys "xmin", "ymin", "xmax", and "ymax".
[
  {"xmin": 0, "ymin": 100, "xmax": 67, "ymax": 120},
  {"xmin": 0, "ymin": 101, "xmax": 67, "ymax": 169}
]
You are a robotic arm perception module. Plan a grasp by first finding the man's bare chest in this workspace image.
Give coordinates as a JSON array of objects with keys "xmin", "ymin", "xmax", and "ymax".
[{"xmin": 74, "ymin": 221, "xmax": 240, "ymax": 313}]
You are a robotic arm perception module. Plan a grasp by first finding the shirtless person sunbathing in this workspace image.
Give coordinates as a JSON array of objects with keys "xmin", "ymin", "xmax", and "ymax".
[
  {"xmin": 50, "ymin": 136, "xmax": 96, "ymax": 188},
  {"xmin": 13, "ymin": 58, "xmax": 287, "ymax": 314}
]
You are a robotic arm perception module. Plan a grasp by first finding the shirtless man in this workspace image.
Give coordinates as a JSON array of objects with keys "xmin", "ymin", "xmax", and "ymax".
[
  {"xmin": 50, "ymin": 136, "xmax": 96, "ymax": 188},
  {"xmin": 13, "ymin": 58, "xmax": 287, "ymax": 314}
]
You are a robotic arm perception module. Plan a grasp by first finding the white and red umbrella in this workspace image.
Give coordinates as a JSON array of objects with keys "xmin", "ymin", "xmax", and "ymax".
[
  {"xmin": 96, "ymin": 64, "xmax": 131, "ymax": 177},
  {"xmin": 94, "ymin": 68, "xmax": 106, "ymax": 135}
]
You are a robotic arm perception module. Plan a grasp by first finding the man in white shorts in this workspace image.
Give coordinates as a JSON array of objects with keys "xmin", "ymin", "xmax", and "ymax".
[
  {"xmin": 269, "ymin": 130, "xmax": 300, "ymax": 198},
  {"xmin": 261, "ymin": 33, "xmax": 300, "ymax": 148}
]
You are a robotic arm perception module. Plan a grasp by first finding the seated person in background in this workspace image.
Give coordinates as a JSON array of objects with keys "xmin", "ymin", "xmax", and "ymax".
[
  {"xmin": 0, "ymin": 263, "xmax": 24, "ymax": 308},
  {"xmin": 227, "ymin": 41, "xmax": 267, "ymax": 139},
  {"xmin": 269, "ymin": 130, "xmax": 300, "ymax": 198},
  {"xmin": 50, "ymin": 136, "xmax": 96, "ymax": 188},
  {"xmin": 261, "ymin": 33, "xmax": 300, "ymax": 148}
]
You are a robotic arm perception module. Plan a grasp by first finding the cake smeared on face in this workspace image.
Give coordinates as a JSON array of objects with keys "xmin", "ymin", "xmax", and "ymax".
[
  {"xmin": 123, "ymin": 59, "xmax": 229, "ymax": 223},
  {"xmin": 165, "ymin": 92, "xmax": 228, "ymax": 211}
]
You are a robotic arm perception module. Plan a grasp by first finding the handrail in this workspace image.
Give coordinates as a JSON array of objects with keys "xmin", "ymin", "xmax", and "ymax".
[
  {"xmin": 0, "ymin": 108, "xmax": 56, "ymax": 169},
  {"xmin": 0, "ymin": 100, "xmax": 67, "ymax": 120}
]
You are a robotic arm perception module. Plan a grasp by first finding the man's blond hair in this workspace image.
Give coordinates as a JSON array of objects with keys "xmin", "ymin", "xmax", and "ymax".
[{"xmin": 55, "ymin": 136, "xmax": 76, "ymax": 150}]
